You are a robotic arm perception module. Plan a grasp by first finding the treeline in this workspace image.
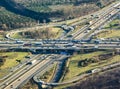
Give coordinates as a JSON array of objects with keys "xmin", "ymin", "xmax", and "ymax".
[
  {"xmin": 0, "ymin": 0, "xmax": 50, "ymax": 31},
  {"xmin": 0, "ymin": 0, "xmax": 50, "ymax": 22},
  {"xmin": 78, "ymin": 53, "xmax": 114, "ymax": 67},
  {"xmin": 0, "ymin": 7, "xmax": 37, "ymax": 31},
  {"xmin": 15, "ymin": 0, "xmax": 115, "ymax": 6},
  {"xmin": 0, "ymin": 0, "xmax": 116, "ymax": 31},
  {"xmin": 14, "ymin": 0, "xmax": 101, "ymax": 6},
  {"xmin": 0, "ymin": 56, "xmax": 7, "ymax": 67}
]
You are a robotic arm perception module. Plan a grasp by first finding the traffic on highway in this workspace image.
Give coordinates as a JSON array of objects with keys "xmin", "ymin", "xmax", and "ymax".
[{"xmin": 0, "ymin": 1, "xmax": 120, "ymax": 89}]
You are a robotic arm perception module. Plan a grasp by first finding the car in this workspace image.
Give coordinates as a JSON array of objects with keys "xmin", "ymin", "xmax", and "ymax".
[
  {"xmin": 67, "ymin": 35, "xmax": 73, "ymax": 38},
  {"xmin": 72, "ymin": 45, "xmax": 76, "ymax": 48},
  {"xmin": 16, "ymin": 40, "xmax": 24, "ymax": 44},
  {"xmin": 11, "ymin": 85, "xmax": 13, "ymax": 88},
  {"xmin": 65, "ymin": 43, "xmax": 74, "ymax": 47},
  {"xmin": 84, "ymin": 30, "xmax": 90, "ymax": 33},
  {"xmin": 23, "ymin": 43, "xmax": 32, "ymax": 46},
  {"xmin": 83, "ymin": 46, "xmax": 88, "ymax": 48},
  {"xmin": 88, "ymin": 28, "xmax": 91, "ymax": 30},
  {"xmin": 4, "ymin": 83, "xmax": 9, "ymax": 86},
  {"xmin": 117, "ymin": 43, "xmax": 119, "ymax": 45},
  {"xmin": 94, "ymin": 45, "xmax": 99, "ymax": 49},
  {"xmin": 25, "ymin": 56, "xmax": 30, "ymax": 58}
]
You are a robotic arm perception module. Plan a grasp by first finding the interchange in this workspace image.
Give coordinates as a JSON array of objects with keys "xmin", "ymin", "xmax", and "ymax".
[{"xmin": 0, "ymin": 1, "xmax": 120, "ymax": 89}]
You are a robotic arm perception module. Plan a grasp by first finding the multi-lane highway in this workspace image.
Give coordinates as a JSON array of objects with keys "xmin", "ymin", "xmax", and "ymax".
[
  {"xmin": 72, "ymin": 3, "xmax": 120, "ymax": 40},
  {"xmin": 2, "ymin": 55, "xmax": 66, "ymax": 89},
  {"xmin": 1, "ymin": 1, "xmax": 120, "ymax": 89},
  {"xmin": 0, "ymin": 54, "xmax": 48, "ymax": 89},
  {"xmin": 34, "ymin": 62, "xmax": 120, "ymax": 86},
  {"xmin": 1, "ymin": 40, "xmax": 120, "ymax": 51}
]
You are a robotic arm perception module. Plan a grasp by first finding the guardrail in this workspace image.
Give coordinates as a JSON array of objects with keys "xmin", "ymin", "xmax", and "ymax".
[{"xmin": 33, "ymin": 62, "xmax": 120, "ymax": 87}]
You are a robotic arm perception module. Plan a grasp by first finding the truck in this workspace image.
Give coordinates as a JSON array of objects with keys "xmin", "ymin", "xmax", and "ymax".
[
  {"xmin": 94, "ymin": 40, "xmax": 101, "ymax": 44},
  {"xmin": 65, "ymin": 43, "xmax": 74, "ymax": 47},
  {"xmin": 23, "ymin": 43, "xmax": 32, "ymax": 46},
  {"xmin": 94, "ymin": 45, "xmax": 99, "ymax": 49},
  {"xmin": 91, "ymin": 68, "xmax": 101, "ymax": 73},
  {"xmin": 34, "ymin": 42, "xmax": 42, "ymax": 46},
  {"xmin": 60, "ymin": 52, "xmax": 67, "ymax": 55},
  {"xmin": 26, "ymin": 60, "xmax": 36, "ymax": 65},
  {"xmin": 16, "ymin": 40, "xmax": 24, "ymax": 44}
]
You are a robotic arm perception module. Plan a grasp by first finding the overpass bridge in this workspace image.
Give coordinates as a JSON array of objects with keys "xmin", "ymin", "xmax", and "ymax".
[
  {"xmin": 4, "ymin": 43, "xmax": 120, "ymax": 54},
  {"xmin": 1, "ymin": 1, "xmax": 120, "ymax": 89},
  {"xmin": 1, "ymin": 39, "xmax": 120, "ymax": 53}
]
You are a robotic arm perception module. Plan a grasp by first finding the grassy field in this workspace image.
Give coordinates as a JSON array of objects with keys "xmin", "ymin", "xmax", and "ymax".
[
  {"xmin": 95, "ymin": 30, "xmax": 120, "ymax": 39},
  {"xmin": 40, "ymin": 63, "xmax": 57, "ymax": 82},
  {"xmin": 63, "ymin": 51, "xmax": 106, "ymax": 81},
  {"xmin": 11, "ymin": 32, "xmax": 23, "ymax": 39},
  {"xmin": 0, "ymin": 35, "xmax": 4, "ymax": 39},
  {"xmin": 104, "ymin": 19, "xmax": 120, "ymax": 29},
  {"xmin": 62, "ymin": 51, "xmax": 120, "ymax": 81},
  {"xmin": 0, "ymin": 52, "xmax": 30, "ymax": 78},
  {"xmin": 10, "ymin": 27, "xmax": 63, "ymax": 39},
  {"xmin": 52, "ymin": 27, "xmax": 64, "ymax": 39},
  {"xmin": 54, "ymin": 51, "xmax": 120, "ymax": 89}
]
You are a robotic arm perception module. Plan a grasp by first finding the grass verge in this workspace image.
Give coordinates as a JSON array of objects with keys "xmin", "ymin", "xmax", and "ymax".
[
  {"xmin": 0, "ymin": 52, "xmax": 30, "ymax": 78},
  {"xmin": 95, "ymin": 30, "xmax": 120, "ymax": 39},
  {"xmin": 11, "ymin": 27, "xmax": 63, "ymax": 39},
  {"xmin": 104, "ymin": 19, "xmax": 120, "ymax": 29},
  {"xmin": 63, "ymin": 51, "xmax": 120, "ymax": 81},
  {"xmin": 54, "ymin": 51, "xmax": 120, "ymax": 89}
]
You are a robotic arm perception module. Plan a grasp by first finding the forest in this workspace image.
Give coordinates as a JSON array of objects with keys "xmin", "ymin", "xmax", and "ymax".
[{"xmin": 0, "ymin": 0, "xmax": 115, "ymax": 30}]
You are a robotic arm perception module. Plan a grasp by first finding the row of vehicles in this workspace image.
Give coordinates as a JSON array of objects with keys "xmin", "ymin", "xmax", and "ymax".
[
  {"xmin": 15, "ymin": 40, "xmax": 43, "ymax": 47},
  {"xmin": 15, "ymin": 39, "xmax": 89, "ymax": 47}
]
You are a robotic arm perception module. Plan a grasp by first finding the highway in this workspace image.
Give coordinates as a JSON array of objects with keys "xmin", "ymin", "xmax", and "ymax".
[
  {"xmin": 1, "ymin": 41, "xmax": 120, "ymax": 50},
  {"xmin": 5, "ymin": 1, "xmax": 120, "ymax": 41},
  {"xmin": 3, "ymin": 55, "xmax": 66, "ymax": 89},
  {"xmin": 0, "ymin": 54, "xmax": 49, "ymax": 88},
  {"xmin": 0, "ymin": 54, "xmax": 42, "ymax": 81},
  {"xmin": 34, "ymin": 62, "xmax": 120, "ymax": 86},
  {"xmin": 0, "ymin": 1, "xmax": 120, "ymax": 89},
  {"xmin": 73, "ymin": 4, "xmax": 120, "ymax": 39},
  {"xmin": 7, "ymin": 44, "xmax": 120, "ymax": 50}
]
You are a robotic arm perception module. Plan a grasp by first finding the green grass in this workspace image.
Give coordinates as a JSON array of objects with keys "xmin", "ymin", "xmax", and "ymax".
[
  {"xmin": 0, "ymin": 35, "xmax": 4, "ymax": 39},
  {"xmin": 0, "ymin": 52, "xmax": 30, "ymax": 78},
  {"xmin": 95, "ymin": 30, "xmax": 120, "ymax": 39},
  {"xmin": 11, "ymin": 32, "xmax": 23, "ymax": 39},
  {"xmin": 28, "ymin": 6, "xmax": 51, "ymax": 13},
  {"xmin": 63, "ymin": 51, "xmax": 106, "ymax": 81},
  {"xmin": 104, "ymin": 19, "xmax": 120, "ymax": 29},
  {"xmin": 11, "ymin": 27, "xmax": 63, "ymax": 39},
  {"xmin": 40, "ymin": 63, "xmax": 57, "ymax": 82},
  {"xmin": 63, "ymin": 51, "xmax": 120, "ymax": 81},
  {"xmin": 51, "ymin": 27, "xmax": 64, "ymax": 39}
]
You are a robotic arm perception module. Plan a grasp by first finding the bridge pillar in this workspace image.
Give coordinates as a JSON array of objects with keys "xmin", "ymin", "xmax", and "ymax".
[
  {"xmin": 43, "ymin": 50, "xmax": 47, "ymax": 53},
  {"xmin": 37, "ymin": 83, "xmax": 49, "ymax": 89},
  {"xmin": 115, "ymin": 49, "xmax": 120, "ymax": 54},
  {"xmin": 41, "ymin": 84, "xmax": 48, "ymax": 89},
  {"xmin": 29, "ymin": 49, "xmax": 36, "ymax": 53},
  {"xmin": 37, "ymin": 84, "xmax": 43, "ymax": 89}
]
